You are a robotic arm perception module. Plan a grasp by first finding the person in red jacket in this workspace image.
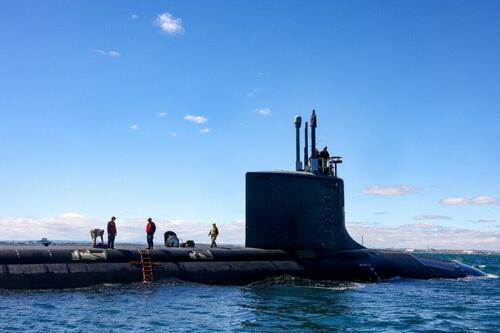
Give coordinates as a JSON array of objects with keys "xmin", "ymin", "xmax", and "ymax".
[
  {"xmin": 107, "ymin": 216, "xmax": 117, "ymax": 249},
  {"xmin": 146, "ymin": 218, "xmax": 157, "ymax": 249}
]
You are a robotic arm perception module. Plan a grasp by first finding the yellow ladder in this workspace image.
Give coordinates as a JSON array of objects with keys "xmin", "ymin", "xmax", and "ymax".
[{"xmin": 139, "ymin": 249, "xmax": 153, "ymax": 282}]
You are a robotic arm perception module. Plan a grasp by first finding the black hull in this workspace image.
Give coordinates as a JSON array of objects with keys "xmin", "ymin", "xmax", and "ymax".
[{"xmin": 0, "ymin": 247, "xmax": 485, "ymax": 289}]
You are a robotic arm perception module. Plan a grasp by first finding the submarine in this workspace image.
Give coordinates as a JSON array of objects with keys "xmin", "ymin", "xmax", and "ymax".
[{"xmin": 0, "ymin": 111, "xmax": 485, "ymax": 289}]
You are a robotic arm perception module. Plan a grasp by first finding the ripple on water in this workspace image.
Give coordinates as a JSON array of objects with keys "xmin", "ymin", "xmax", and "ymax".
[{"xmin": 32, "ymin": 302, "xmax": 57, "ymax": 310}]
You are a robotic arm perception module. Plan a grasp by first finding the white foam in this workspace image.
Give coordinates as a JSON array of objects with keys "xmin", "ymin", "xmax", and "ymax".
[{"xmin": 246, "ymin": 275, "xmax": 366, "ymax": 290}]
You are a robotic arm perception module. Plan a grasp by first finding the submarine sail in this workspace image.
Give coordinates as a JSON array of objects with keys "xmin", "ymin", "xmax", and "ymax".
[{"xmin": 246, "ymin": 111, "xmax": 361, "ymax": 251}]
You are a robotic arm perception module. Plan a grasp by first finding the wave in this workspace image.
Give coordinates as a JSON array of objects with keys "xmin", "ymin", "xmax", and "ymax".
[
  {"xmin": 457, "ymin": 274, "xmax": 499, "ymax": 281},
  {"xmin": 245, "ymin": 275, "xmax": 365, "ymax": 290}
]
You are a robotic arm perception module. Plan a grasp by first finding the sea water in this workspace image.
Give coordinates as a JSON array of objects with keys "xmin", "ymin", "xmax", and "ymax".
[{"xmin": 0, "ymin": 253, "xmax": 498, "ymax": 332}]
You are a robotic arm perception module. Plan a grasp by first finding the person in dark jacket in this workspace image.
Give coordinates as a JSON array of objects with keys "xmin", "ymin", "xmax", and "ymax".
[
  {"xmin": 318, "ymin": 146, "xmax": 330, "ymax": 175},
  {"xmin": 146, "ymin": 218, "xmax": 157, "ymax": 249},
  {"xmin": 318, "ymin": 146, "xmax": 330, "ymax": 160},
  {"xmin": 107, "ymin": 216, "xmax": 117, "ymax": 249}
]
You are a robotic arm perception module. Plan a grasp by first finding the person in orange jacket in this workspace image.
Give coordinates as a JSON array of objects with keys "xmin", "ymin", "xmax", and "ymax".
[{"xmin": 146, "ymin": 218, "xmax": 157, "ymax": 249}]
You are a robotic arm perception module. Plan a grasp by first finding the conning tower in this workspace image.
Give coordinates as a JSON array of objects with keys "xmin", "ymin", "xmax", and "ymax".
[{"xmin": 246, "ymin": 111, "xmax": 363, "ymax": 251}]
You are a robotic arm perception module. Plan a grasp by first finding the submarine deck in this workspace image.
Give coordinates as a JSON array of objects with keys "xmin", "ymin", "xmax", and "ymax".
[{"xmin": 0, "ymin": 243, "xmax": 485, "ymax": 289}]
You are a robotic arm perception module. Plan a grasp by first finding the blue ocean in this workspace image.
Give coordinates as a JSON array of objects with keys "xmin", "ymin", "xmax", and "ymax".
[{"xmin": 0, "ymin": 253, "xmax": 498, "ymax": 332}]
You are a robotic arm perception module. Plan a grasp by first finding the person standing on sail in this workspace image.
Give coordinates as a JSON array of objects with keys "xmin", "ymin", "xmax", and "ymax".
[
  {"xmin": 208, "ymin": 223, "xmax": 219, "ymax": 248},
  {"xmin": 146, "ymin": 218, "xmax": 156, "ymax": 249}
]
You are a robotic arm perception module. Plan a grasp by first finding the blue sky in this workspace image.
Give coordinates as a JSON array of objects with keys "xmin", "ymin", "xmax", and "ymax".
[{"xmin": 0, "ymin": 1, "xmax": 499, "ymax": 248}]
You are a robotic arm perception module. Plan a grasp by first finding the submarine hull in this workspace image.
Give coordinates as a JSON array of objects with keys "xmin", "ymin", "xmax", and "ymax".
[{"xmin": 0, "ymin": 247, "xmax": 484, "ymax": 289}]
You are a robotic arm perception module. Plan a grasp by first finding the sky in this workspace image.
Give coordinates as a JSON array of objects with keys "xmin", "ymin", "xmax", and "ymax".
[{"xmin": 0, "ymin": 1, "xmax": 499, "ymax": 249}]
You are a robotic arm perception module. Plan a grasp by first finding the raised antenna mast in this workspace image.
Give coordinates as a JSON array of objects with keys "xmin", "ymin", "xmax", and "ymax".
[
  {"xmin": 310, "ymin": 110, "xmax": 318, "ymax": 174},
  {"xmin": 294, "ymin": 115, "xmax": 302, "ymax": 171},
  {"xmin": 304, "ymin": 121, "xmax": 309, "ymax": 170}
]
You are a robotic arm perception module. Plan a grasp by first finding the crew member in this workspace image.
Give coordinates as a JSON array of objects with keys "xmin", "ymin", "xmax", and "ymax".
[
  {"xmin": 146, "ymin": 218, "xmax": 157, "ymax": 250},
  {"xmin": 107, "ymin": 216, "xmax": 117, "ymax": 249},
  {"xmin": 208, "ymin": 223, "xmax": 219, "ymax": 248},
  {"xmin": 318, "ymin": 146, "xmax": 330, "ymax": 174},
  {"xmin": 90, "ymin": 229, "xmax": 104, "ymax": 247}
]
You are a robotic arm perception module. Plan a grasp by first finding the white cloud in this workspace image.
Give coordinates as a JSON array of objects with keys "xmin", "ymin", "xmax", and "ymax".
[
  {"xmin": 200, "ymin": 127, "xmax": 211, "ymax": 133},
  {"xmin": 0, "ymin": 215, "xmax": 98, "ymax": 241},
  {"xmin": 470, "ymin": 196, "xmax": 500, "ymax": 205},
  {"xmin": 129, "ymin": 124, "xmax": 139, "ymax": 130},
  {"xmin": 470, "ymin": 219, "xmax": 497, "ymax": 223},
  {"xmin": 414, "ymin": 215, "xmax": 452, "ymax": 221},
  {"xmin": 255, "ymin": 108, "xmax": 272, "ymax": 116},
  {"xmin": 169, "ymin": 132, "xmax": 178, "ymax": 137},
  {"xmin": 58, "ymin": 213, "xmax": 85, "ymax": 219},
  {"xmin": 157, "ymin": 112, "xmax": 168, "ymax": 118},
  {"xmin": 346, "ymin": 222, "xmax": 500, "ymax": 251},
  {"xmin": 94, "ymin": 49, "xmax": 121, "ymax": 57},
  {"xmin": 184, "ymin": 115, "xmax": 208, "ymax": 124},
  {"xmin": 363, "ymin": 185, "xmax": 417, "ymax": 196},
  {"xmin": 439, "ymin": 197, "xmax": 468, "ymax": 205},
  {"xmin": 440, "ymin": 196, "xmax": 500, "ymax": 206},
  {"xmin": 131, "ymin": 14, "xmax": 138, "ymax": 20},
  {"xmin": 155, "ymin": 12, "xmax": 183, "ymax": 34},
  {"xmin": 347, "ymin": 221, "xmax": 379, "ymax": 226},
  {"xmin": 247, "ymin": 88, "xmax": 262, "ymax": 97}
]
